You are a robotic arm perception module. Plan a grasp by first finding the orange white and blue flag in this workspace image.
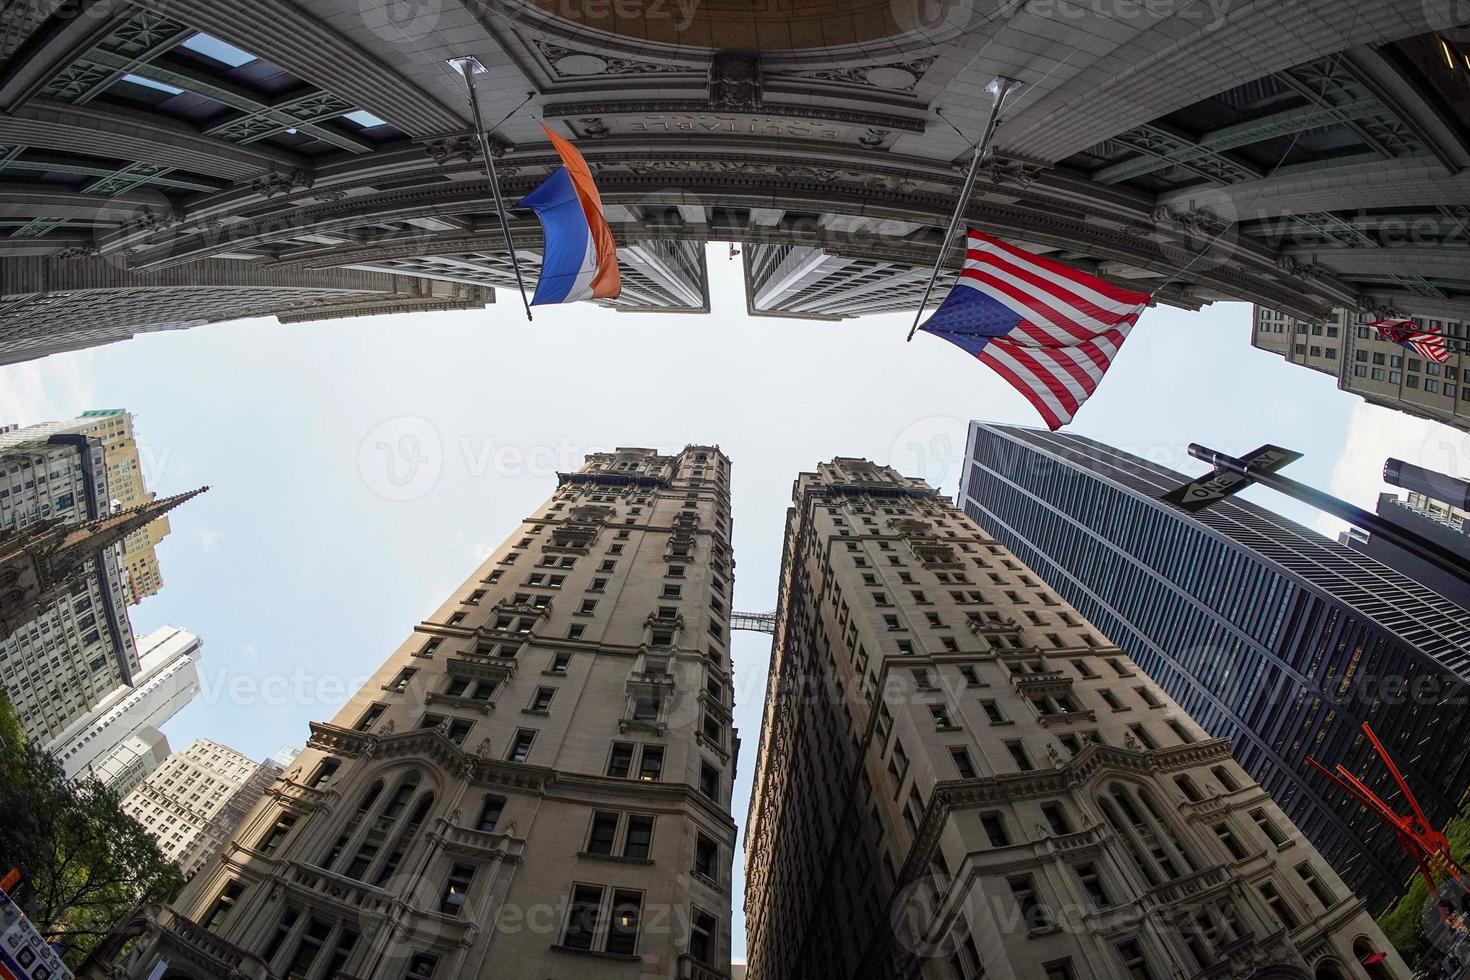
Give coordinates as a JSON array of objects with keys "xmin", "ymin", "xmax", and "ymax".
[
  {"xmin": 918, "ymin": 229, "xmax": 1151, "ymax": 430},
  {"xmin": 516, "ymin": 125, "xmax": 620, "ymax": 305}
]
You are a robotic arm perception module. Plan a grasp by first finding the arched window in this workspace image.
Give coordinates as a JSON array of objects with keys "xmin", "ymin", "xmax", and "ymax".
[
  {"xmin": 380, "ymin": 775, "xmax": 421, "ymax": 823},
  {"xmin": 1098, "ymin": 795, "xmax": 1158, "ymax": 888},
  {"xmin": 375, "ymin": 793, "xmax": 435, "ymax": 887},
  {"xmin": 320, "ymin": 780, "xmax": 383, "ymax": 870},
  {"xmin": 1354, "ymin": 937, "xmax": 1393, "ymax": 980}
]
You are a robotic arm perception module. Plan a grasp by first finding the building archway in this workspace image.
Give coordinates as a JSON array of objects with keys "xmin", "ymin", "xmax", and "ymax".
[
  {"xmin": 1353, "ymin": 936, "xmax": 1394, "ymax": 980},
  {"xmin": 1314, "ymin": 960, "xmax": 1349, "ymax": 980}
]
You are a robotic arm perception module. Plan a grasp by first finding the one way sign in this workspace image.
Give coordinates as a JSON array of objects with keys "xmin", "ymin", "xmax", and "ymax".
[{"xmin": 1160, "ymin": 445, "xmax": 1303, "ymax": 513}]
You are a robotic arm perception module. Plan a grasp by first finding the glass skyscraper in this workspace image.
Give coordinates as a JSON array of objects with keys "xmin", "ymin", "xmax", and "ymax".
[{"xmin": 959, "ymin": 422, "xmax": 1470, "ymax": 913}]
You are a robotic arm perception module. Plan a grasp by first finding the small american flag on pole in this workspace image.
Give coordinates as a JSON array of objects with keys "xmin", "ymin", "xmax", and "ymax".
[
  {"xmin": 918, "ymin": 229, "xmax": 1151, "ymax": 430},
  {"xmin": 1370, "ymin": 319, "xmax": 1450, "ymax": 364}
]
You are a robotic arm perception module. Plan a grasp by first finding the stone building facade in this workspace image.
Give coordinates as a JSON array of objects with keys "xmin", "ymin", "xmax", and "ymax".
[
  {"xmin": 1252, "ymin": 305, "xmax": 1469, "ymax": 432},
  {"xmin": 743, "ymin": 458, "xmax": 1405, "ymax": 980},
  {"xmin": 115, "ymin": 446, "xmax": 738, "ymax": 980},
  {"xmin": 2, "ymin": 2, "xmax": 1467, "ymax": 362},
  {"xmin": 123, "ymin": 738, "xmax": 287, "ymax": 878}
]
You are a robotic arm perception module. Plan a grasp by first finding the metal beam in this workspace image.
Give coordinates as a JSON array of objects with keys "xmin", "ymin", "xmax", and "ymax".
[
  {"xmin": 38, "ymin": 7, "xmax": 194, "ymax": 105},
  {"xmin": 1093, "ymin": 122, "xmax": 1263, "ymax": 185},
  {"xmin": 79, "ymin": 53, "xmax": 370, "ymax": 154}
]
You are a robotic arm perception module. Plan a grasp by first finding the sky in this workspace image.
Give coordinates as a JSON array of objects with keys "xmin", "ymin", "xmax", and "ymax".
[{"xmin": 3, "ymin": 243, "xmax": 1468, "ymax": 961}]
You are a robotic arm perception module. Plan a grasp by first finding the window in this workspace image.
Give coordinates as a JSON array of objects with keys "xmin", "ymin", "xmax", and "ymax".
[
  {"xmin": 322, "ymin": 928, "xmax": 359, "ymax": 977},
  {"xmin": 1044, "ymin": 960, "xmax": 1076, "ymax": 980},
  {"xmin": 587, "ymin": 812, "xmax": 619, "ymax": 855},
  {"xmin": 689, "ymin": 907, "xmax": 719, "ymax": 965},
  {"xmin": 950, "ymin": 747, "xmax": 977, "ymax": 779},
  {"xmin": 440, "ymin": 863, "xmax": 476, "ymax": 915},
  {"xmin": 286, "ymin": 918, "xmax": 332, "ymax": 976},
  {"xmin": 638, "ymin": 745, "xmax": 664, "ymax": 781},
  {"xmin": 387, "ymin": 667, "xmax": 417, "ymax": 693},
  {"xmin": 607, "ymin": 742, "xmax": 634, "ymax": 778},
  {"xmin": 929, "ymin": 704, "xmax": 956, "ymax": 729},
  {"xmin": 354, "ymin": 702, "xmax": 386, "ymax": 732},
  {"xmin": 263, "ymin": 907, "xmax": 299, "ymax": 964},
  {"xmin": 960, "ymin": 665, "xmax": 982, "ymax": 687},
  {"xmin": 623, "ymin": 814, "xmax": 654, "ymax": 859},
  {"xmin": 506, "ymin": 729, "xmax": 536, "ymax": 763},
  {"xmin": 694, "ymin": 834, "xmax": 718, "ymax": 880},
  {"xmin": 1075, "ymin": 862, "xmax": 1108, "ymax": 907},
  {"xmin": 1100, "ymin": 688, "xmax": 1124, "ymax": 710},
  {"xmin": 562, "ymin": 884, "xmax": 603, "ymax": 950},
  {"xmin": 1214, "ymin": 823, "xmax": 1247, "ymax": 860},
  {"xmin": 405, "ymin": 953, "xmax": 439, "ymax": 979},
  {"xmin": 980, "ymin": 812, "xmax": 1009, "ymax": 847},
  {"xmin": 1005, "ymin": 740, "xmax": 1034, "ymax": 772},
  {"xmin": 699, "ymin": 762, "xmax": 720, "ymax": 799},
  {"xmin": 1008, "ymin": 875, "xmax": 1051, "ymax": 932},
  {"xmin": 200, "ymin": 880, "xmax": 244, "ymax": 931},
  {"xmin": 607, "ymin": 889, "xmax": 643, "ymax": 954},
  {"xmin": 1211, "ymin": 765, "xmax": 1240, "ymax": 792},
  {"xmin": 549, "ymin": 652, "xmax": 571, "ymax": 675},
  {"xmin": 1128, "ymin": 723, "xmax": 1159, "ymax": 750},
  {"xmin": 1115, "ymin": 938, "xmax": 1153, "ymax": 979},
  {"xmin": 1041, "ymin": 802, "xmax": 1071, "ymax": 835},
  {"xmin": 308, "ymin": 759, "xmax": 339, "ymax": 789},
  {"xmin": 1175, "ymin": 775, "xmax": 1202, "ymax": 802},
  {"xmin": 1167, "ymin": 719, "xmax": 1195, "ymax": 744},
  {"xmin": 980, "ymin": 700, "xmax": 1006, "ymax": 724},
  {"xmin": 530, "ymin": 687, "xmax": 555, "ymax": 712},
  {"xmin": 1259, "ymin": 881, "xmax": 1299, "ymax": 929},
  {"xmin": 1250, "ymin": 808, "xmax": 1288, "ymax": 847},
  {"xmin": 257, "ymin": 814, "xmax": 297, "ymax": 856},
  {"xmin": 477, "ymin": 795, "xmax": 505, "ymax": 833},
  {"xmin": 1296, "ymin": 862, "xmax": 1334, "ymax": 906},
  {"xmin": 1135, "ymin": 686, "xmax": 1162, "ymax": 707}
]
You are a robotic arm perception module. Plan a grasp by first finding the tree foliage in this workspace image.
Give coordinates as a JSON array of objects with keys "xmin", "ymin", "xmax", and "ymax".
[{"xmin": 0, "ymin": 690, "xmax": 183, "ymax": 967}]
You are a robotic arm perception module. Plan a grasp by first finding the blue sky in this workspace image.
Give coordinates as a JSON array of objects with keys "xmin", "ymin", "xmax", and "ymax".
[{"xmin": 4, "ymin": 243, "xmax": 1466, "ymax": 960}]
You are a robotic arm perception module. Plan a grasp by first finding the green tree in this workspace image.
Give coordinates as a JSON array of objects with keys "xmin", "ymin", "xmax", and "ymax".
[{"xmin": 0, "ymin": 690, "xmax": 183, "ymax": 967}]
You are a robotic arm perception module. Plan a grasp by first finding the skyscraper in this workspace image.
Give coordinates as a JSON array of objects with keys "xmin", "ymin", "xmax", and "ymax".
[
  {"xmin": 0, "ymin": 419, "xmax": 145, "ymax": 742},
  {"xmin": 1252, "ymin": 304, "xmax": 1469, "ymax": 432},
  {"xmin": 122, "ymin": 739, "xmax": 291, "ymax": 878},
  {"xmin": 744, "ymin": 458, "xmax": 1403, "ymax": 980},
  {"xmin": 1339, "ymin": 491, "xmax": 1470, "ymax": 611},
  {"xmin": 118, "ymin": 447, "xmax": 738, "ymax": 980},
  {"xmin": 73, "ymin": 410, "xmax": 171, "ymax": 603},
  {"xmin": 48, "ymin": 624, "xmax": 202, "ymax": 789},
  {"xmin": 958, "ymin": 423, "xmax": 1470, "ymax": 914}
]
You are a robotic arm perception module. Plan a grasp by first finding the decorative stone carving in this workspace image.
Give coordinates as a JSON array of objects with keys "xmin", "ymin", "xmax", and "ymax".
[
  {"xmin": 786, "ymin": 57, "xmax": 936, "ymax": 92},
  {"xmin": 476, "ymin": 737, "xmax": 494, "ymax": 759},
  {"xmin": 53, "ymin": 245, "xmax": 100, "ymax": 260},
  {"xmin": 980, "ymin": 157, "xmax": 1044, "ymax": 189},
  {"xmin": 578, "ymin": 117, "xmax": 611, "ymax": 139},
  {"xmin": 536, "ymin": 40, "xmax": 697, "ymax": 78},
  {"xmin": 252, "ymin": 169, "xmax": 314, "ymax": 198},
  {"xmin": 1152, "ymin": 204, "xmax": 1229, "ymax": 237},
  {"xmin": 425, "ymin": 134, "xmax": 478, "ymax": 165},
  {"xmin": 1275, "ymin": 255, "xmax": 1323, "ymax": 280},
  {"xmin": 709, "ymin": 52, "xmax": 762, "ymax": 112},
  {"xmin": 858, "ymin": 127, "xmax": 890, "ymax": 148}
]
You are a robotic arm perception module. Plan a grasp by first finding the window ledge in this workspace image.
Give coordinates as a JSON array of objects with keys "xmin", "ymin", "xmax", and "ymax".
[
  {"xmin": 934, "ymin": 725, "xmax": 963, "ymax": 733},
  {"xmin": 522, "ymin": 708, "xmax": 550, "ymax": 717},
  {"xmin": 577, "ymin": 851, "xmax": 654, "ymax": 866},
  {"xmin": 542, "ymin": 670, "xmax": 570, "ymax": 677},
  {"xmin": 550, "ymin": 945, "xmax": 641, "ymax": 963}
]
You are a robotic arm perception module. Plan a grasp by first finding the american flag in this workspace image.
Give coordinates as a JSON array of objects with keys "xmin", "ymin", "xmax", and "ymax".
[
  {"xmin": 1370, "ymin": 319, "xmax": 1450, "ymax": 364},
  {"xmin": 918, "ymin": 229, "xmax": 1151, "ymax": 429}
]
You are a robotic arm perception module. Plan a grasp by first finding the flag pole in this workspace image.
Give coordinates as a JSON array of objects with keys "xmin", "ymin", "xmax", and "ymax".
[
  {"xmin": 907, "ymin": 76, "xmax": 1021, "ymax": 342},
  {"xmin": 453, "ymin": 57, "xmax": 533, "ymax": 322}
]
